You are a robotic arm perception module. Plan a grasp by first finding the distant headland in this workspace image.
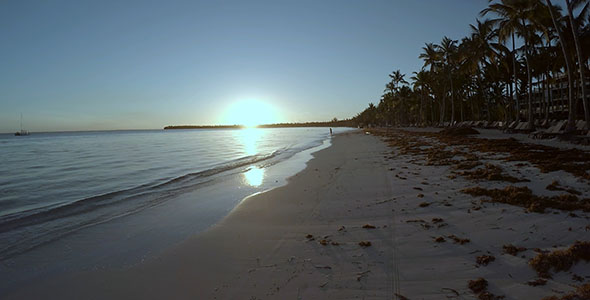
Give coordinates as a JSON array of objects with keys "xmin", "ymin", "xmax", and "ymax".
[{"xmin": 164, "ymin": 120, "xmax": 354, "ymax": 130}]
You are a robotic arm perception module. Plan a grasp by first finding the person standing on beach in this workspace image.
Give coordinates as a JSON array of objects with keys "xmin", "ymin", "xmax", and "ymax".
[{"xmin": 330, "ymin": 128, "xmax": 333, "ymax": 135}]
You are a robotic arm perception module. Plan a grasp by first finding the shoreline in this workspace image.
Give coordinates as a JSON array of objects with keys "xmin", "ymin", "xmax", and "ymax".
[
  {"xmin": 0, "ymin": 128, "xmax": 344, "ymax": 294},
  {"xmin": 6, "ymin": 128, "xmax": 590, "ymax": 299},
  {"xmin": 7, "ymin": 130, "xmax": 396, "ymax": 299}
]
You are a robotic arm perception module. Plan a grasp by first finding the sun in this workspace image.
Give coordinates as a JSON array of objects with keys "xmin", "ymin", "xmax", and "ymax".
[{"xmin": 222, "ymin": 99, "xmax": 281, "ymax": 127}]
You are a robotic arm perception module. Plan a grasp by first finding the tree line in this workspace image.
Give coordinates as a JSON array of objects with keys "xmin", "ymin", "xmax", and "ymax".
[{"xmin": 353, "ymin": 0, "xmax": 590, "ymax": 131}]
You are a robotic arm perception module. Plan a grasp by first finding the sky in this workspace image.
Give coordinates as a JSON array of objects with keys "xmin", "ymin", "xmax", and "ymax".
[{"xmin": 0, "ymin": 0, "xmax": 490, "ymax": 132}]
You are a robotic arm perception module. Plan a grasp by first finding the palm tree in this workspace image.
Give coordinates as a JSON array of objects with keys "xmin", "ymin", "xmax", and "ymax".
[
  {"xmin": 545, "ymin": 0, "xmax": 576, "ymax": 131},
  {"xmin": 482, "ymin": 0, "xmax": 525, "ymax": 120},
  {"xmin": 419, "ymin": 43, "xmax": 441, "ymax": 72},
  {"xmin": 411, "ymin": 70, "xmax": 428, "ymax": 124},
  {"xmin": 469, "ymin": 19, "xmax": 499, "ymax": 122},
  {"xmin": 483, "ymin": 0, "xmax": 544, "ymax": 130},
  {"xmin": 419, "ymin": 43, "xmax": 445, "ymax": 124},
  {"xmin": 388, "ymin": 70, "xmax": 408, "ymax": 93},
  {"xmin": 438, "ymin": 36, "xmax": 459, "ymax": 125},
  {"xmin": 385, "ymin": 70, "xmax": 408, "ymax": 125},
  {"xmin": 384, "ymin": 81, "xmax": 396, "ymax": 97},
  {"xmin": 565, "ymin": 0, "xmax": 590, "ymax": 129}
]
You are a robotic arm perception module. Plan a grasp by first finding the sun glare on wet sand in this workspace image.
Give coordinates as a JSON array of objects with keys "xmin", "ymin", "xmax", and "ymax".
[
  {"xmin": 243, "ymin": 166, "xmax": 265, "ymax": 187},
  {"xmin": 222, "ymin": 99, "xmax": 282, "ymax": 127}
]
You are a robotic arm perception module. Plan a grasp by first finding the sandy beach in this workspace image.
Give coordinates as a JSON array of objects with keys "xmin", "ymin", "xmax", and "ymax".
[{"xmin": 6, "ymin": 129, "xmax": 590, "ymax": 299}]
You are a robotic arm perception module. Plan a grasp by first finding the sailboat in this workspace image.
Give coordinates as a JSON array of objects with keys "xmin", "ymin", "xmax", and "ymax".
[{"xmin": 14, "ymin": 114, "xmax": 30, "ymax": 136}]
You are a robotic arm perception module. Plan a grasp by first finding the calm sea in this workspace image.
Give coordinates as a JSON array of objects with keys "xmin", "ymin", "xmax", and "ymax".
[{"xmin": 0, "ymin": 127, "xmax": 351, "ymax": 275}]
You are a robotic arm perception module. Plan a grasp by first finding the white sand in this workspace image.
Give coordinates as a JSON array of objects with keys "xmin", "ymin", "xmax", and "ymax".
[{"xmin": 6, "ymin": 129, "xmax": 590, "ymax": 299}]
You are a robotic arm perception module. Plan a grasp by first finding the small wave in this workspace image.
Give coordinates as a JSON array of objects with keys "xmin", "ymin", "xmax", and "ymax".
[
  {"xmin": 0, "ymin": 151, "xmax": 288, "ymax": 260},
  {"xmin": 0, "ymin": 135, "xmax": 334, "ymax": 260},
  {"xmin": 0, "ymin": 151, "xmax": 280, "ymax": 234}
]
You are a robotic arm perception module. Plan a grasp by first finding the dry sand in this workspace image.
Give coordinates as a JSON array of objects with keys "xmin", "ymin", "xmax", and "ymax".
[{"xmin": 6, "ymin": 129, "xmax": 590, "ymax": 299}]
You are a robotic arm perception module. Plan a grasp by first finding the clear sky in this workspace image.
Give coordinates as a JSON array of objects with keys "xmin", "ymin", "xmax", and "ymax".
[{"xmin": 0, "ymin": 0, "xmax": 489, "ymax": 132}]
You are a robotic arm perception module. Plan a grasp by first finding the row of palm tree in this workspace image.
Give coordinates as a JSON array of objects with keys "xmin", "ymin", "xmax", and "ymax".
[{"xmin": 353, "ymin": 0, "xmax": 590, "ymax": 131}]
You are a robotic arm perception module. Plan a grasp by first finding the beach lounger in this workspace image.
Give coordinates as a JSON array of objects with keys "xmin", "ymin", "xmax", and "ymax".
[
  {"xmin": 531, "ymin": 120, "xmax": 566, "ymax": 139},
  {"xmin": 504, "ymin": 121, "xmax": 517, "ymax": 133},
  {"xmin": 508, "ymin": 121, "xmax": 517, "ymax": 129},
  {"xmin": 539, "ymin": 119, "xmax": 548, "ymax": 128},
  {"xmin": 516, "ymin": 121, "xmax": 533, "ymax": 132},
  {"xmin": 576, "ymin": 120, "xmax": 587, "ymax": 132},
  {"xmin": 530, "ymin": 126, "xmax": 550, "ymax": 139}
]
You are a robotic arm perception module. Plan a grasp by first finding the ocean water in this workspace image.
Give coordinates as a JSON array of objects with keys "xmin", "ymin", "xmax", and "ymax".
[{"xmin": 0, "ymin": 127, "xmax": 352, "ymax": 290}]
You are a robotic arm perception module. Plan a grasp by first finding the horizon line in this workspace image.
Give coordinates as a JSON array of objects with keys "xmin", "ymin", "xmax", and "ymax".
[{"xmin": 1, "ymin": 120, "xmax": 355, "ymax": 134}]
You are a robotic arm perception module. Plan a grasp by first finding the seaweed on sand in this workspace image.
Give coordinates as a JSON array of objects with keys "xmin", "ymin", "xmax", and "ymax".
[
  {"xmin": 529, "ymin": 241, "xmax": 590, "ymax": 278},
  {"xmin": 372, "ymin": 129, "xmax": 590, "ymax": 181},
  {"xmin": 425, "ymin": 146, "xmax": 457, "ymax": 166},
  {"xmin": 503, "ymin": 244, "xmax": 526, "ymax": 256},
  {"xmin": 406, "ymin": 219, "xmax": 425, "ymax": 223},
  {"xmin": 358, "ymin": 241, "xmax": 372, "ymax": 247},
  {"xmin": 468, "ymin": 278, "xmax": 504, "ymax": 300},
  {"xmin": 457, "ymin": 163, "xmax": 529, "ymax": 183},
  {"xmin": 542, "ymin": 283, "xmax": 590, "ymax": 300},
  {"xmin": 448, "ymin": 235, "xmax": 470, "ymax": 244},
  {"xmin": 453, "ymin": 160, "xmax": 482, "ymax": 170},
  {"xmin": 461, "ymin": 186, "xmax": 590, "ymax": 213},
  {"xmin": 431, "ymin": 217, "xmax": 444, "ymax": 223},
  {"xmin": 476, "ymin": 255, "xmax": 496, "ymax": 266},
  {"xmin": 546, "ymin": 181, "xmax": 582, "ymax": 195},
  {"xmin": 434, "ymin": 236, "xmax": 446, "ymax": 243},
  {"xmin": 459, "ymin": 137, "xmax": 590, "ymax": 181},
  {"xmin": 468, "ymin": 278, "xmax": 488, "ymax": 294}
]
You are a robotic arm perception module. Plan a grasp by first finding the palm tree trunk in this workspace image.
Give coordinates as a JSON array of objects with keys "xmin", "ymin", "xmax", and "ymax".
[
  {"xmin": 512, "ymin": 32, "xmax": 519, "ymax": 121},
  {"xmin": 474, "ymin": 90, "xmax": 478, "ymax": 120},
  {"xmin": 546, "ymin": 0, "xmax": 575, "ymax": 132},
  {"xmin": 508, "ymin": 67, "xmax": 514, "ymax": 123},
  {"xmin": 460, "ymin": 96, "xmax": 464, "ymax": 122},
  {"xmin": 450, "ymin": 73, "xmax": 455, "ymax": 126},
  {"xmin": 545, "ymin": 70, "xmax": 551, "ymax": 122},
  {"xmin": 549, "ymin": 72, "xmax": 554, "ymax": 117},
  {"xmin": 565, "ymin": 0, "xmax": 589, "ymax": 129},
  {"xmin": 539, "ymin": 73, "xmax": 547, "ymax": 119},
  {"xmin": 419, "ymin": 89, "xmax": 424, "ymax": 125},
  {"xmin": 524, "ymin": 38, "xmax": 535, "ymax": 131},
  {"xmin": 479, "ymin": 71, "xmax": 490, "ymax": 122},
  {"xmin": 430, "ymin": 97, "xmax": 435, "ymax": 125},
  {"xmin": 440, "ymin": 95, "xmax": 445, "ymax": 125}
]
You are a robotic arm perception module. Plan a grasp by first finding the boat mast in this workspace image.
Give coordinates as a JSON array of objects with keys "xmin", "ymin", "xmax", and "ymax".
[{"xmin": 20, "ymin": 113, "xmax": 23, "ymax": 132}]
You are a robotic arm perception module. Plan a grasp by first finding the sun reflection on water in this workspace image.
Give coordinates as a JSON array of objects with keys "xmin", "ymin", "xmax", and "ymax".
[
  {"xmin": 235, "ymin": 127, "xmax": 265, "ymax": 156},
  {"xmin": 244, "ymin": 166, "xmax": 264, "ymax": 187}
]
